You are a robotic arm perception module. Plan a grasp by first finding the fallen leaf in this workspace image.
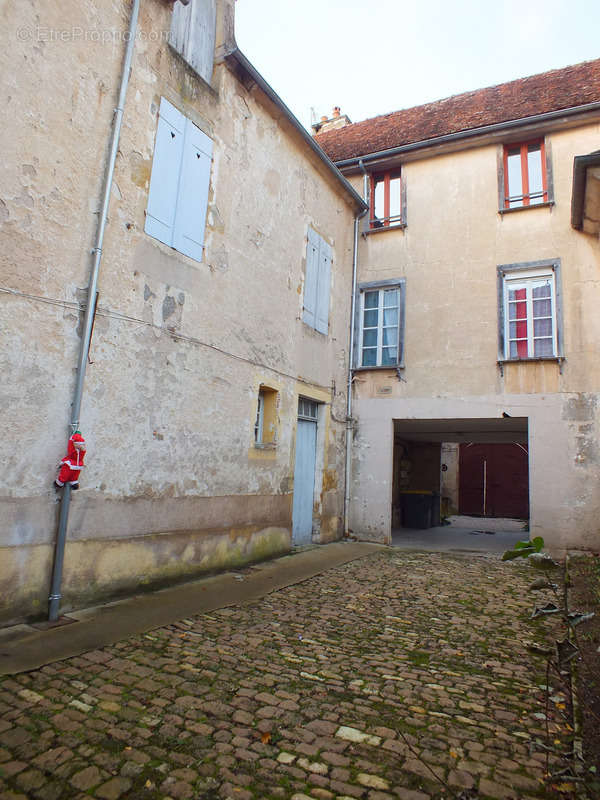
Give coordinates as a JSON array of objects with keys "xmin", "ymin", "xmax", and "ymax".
[
  {"xmin": 567, "ymin": 611, "xmax": 595, "ymax": 627},
  {"xmin": 261, "ymin": 732, "xmax": 271, "ymax": 744},
  {"xmin": 556, "ymin": 639, "xmax": 579, "ymax": 669},
  {"xmin": 531, "ymin": 602, "xmax": 560, "ymax": 619},
  {"xmin": 529, "ymin": 552, "xmax": 560, "ymax": 570}
]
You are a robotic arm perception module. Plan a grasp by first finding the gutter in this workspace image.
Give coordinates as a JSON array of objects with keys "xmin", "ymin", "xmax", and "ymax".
[
  {"xmin": 48, "ymin": 0, "xmax": 141, "ymax": 622},
  {"xmin": 571, "ymin": 150, "xmax": 600, "ymax": 230},
  {"xmin": 221, "ymin": 47, "xmax": 367, "ymax": 214},
  {"xmin": 332, "ymin": 101, "xmax": 600, "ymax": 170}
]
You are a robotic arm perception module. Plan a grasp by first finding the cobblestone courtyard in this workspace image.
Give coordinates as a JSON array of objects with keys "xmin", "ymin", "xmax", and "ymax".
[{"xmin": 0, "ymin": 551, "xmax": 574, "ymax": 799}]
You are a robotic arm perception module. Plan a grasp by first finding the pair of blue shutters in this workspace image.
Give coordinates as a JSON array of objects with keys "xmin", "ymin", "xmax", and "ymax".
[
  {"xmin": 303, "ymin": 227, "xmax": 332, "ymax": 335},
  {"xmin": 145, "ymin": 97, "xmax": 213, "ymax": 263}
]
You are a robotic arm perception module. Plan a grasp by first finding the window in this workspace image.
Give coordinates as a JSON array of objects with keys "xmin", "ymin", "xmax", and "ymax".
[
  {"xmin": 254, "ymin": 392, "xmax": 265, "ymax": 443},
  {"xmin": 502, "ymin": 140, "xmax": 548, "ymax": 209},
  {"xmin": 170, "ymin": 0, "xmax": 216, "ymax": 84},
  {"xmin": 369, "ymin": 169, "xmax": 403, "ymax": 228},
  {"xmin": 145, "ymin": 97, "xmax": 212, "ymax": 262},
  {"xmin": 303, "ymin": 227, "xmax": 332, "ymax": 335},
  {"xmin": 298, "ymin": 397, "xmax": 318, "ymax": 421},
  {"xmin": 254, "ymin": 386, "xmax": 278, "ymax": 446},
  {"xmin": 357, "ymin": 281, "xmax": 405, "ymax": 368},
  {"xmin": 498, "ymin": 261, "xmax": 562, "ymax": 361}
]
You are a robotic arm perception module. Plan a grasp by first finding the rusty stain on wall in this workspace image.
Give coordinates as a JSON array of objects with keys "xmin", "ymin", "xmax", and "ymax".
[{"xmin": 130, "ymin": 151, "xmax": 152, "ymax": 189}]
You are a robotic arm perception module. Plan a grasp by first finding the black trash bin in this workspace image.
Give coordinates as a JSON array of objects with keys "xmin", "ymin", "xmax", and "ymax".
[
  {"xmin": 431, "ymin": 491, "xmax": 441, "ymax": 527},
  {"xmin": 400, "ymin": 490, "xmax": 435, "ymax": 529}
]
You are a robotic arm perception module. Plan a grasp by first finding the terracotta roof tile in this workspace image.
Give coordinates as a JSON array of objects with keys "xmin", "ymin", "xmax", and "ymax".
[{"xmin": 315, "ymin": 59, "xmax": 600, "ymax": 163}]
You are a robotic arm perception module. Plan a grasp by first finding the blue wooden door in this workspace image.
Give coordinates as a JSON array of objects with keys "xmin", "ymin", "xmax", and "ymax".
[{"xmin": 292, "ymin": 400, "xmax": 318, "ymax": 545}]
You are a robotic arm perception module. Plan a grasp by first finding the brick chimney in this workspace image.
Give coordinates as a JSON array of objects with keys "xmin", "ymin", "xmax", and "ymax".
[{"xmin": 312, "ymin": 106, "xmax": 352, "ymax": 135}]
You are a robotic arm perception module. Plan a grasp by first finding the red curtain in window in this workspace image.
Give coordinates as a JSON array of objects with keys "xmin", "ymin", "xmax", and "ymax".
[{"xmin": 515, "ymin": 288, "xmax": 528, "ymax": 358}]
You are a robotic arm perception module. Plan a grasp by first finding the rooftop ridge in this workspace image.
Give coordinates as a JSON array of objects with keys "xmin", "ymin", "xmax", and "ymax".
[{"xmin": 315, "ymin": 57, "xmax": 600, "ymax": 163}]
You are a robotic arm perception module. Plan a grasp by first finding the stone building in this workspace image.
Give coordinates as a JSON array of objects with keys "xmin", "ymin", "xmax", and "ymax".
[
  {"xmin": 0, "ymin": 0, "xmax": 365, "ymax": 623},
  {"xmin": 315, "ymin": 59, "xmax": 600, "ymax": 554},
  {"xmin": 2, "ymin": 1, "xmax": 600, "ymax": 625}
]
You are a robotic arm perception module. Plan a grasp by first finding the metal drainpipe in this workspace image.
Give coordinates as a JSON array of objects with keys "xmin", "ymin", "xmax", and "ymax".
[
  {"xmin": 48, "ymin": 0, "xmax": 141, "ymax": 622},
  {"xmin": 343, "ymin": 161, "xmax": 369, "ymax": 536}
]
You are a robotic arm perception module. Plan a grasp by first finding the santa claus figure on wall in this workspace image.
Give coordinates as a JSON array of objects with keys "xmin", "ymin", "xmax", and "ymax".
[{"xmin": 55, "ymin": 432, "xmax": 86, "ymax": 490}]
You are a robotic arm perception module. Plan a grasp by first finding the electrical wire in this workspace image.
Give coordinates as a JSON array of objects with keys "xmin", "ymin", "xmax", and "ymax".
[{"xmin": 0, "ymin": 284, "xmax": 334, "ymax": 392}]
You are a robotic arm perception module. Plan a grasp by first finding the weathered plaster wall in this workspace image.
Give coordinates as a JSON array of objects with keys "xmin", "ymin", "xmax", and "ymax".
[
  {"xmin": 0, "ymin": 0, "xmax": 356, "ymax": 622},
  {"xmin": 348, "ymin": 124, "xmax": 600, "ymax": 553}
]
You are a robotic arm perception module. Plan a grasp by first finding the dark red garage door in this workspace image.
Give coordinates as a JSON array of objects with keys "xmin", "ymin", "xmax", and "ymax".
[{"xmin": 459, "ymin": 443, "xmax": 529, "ymax": 519}]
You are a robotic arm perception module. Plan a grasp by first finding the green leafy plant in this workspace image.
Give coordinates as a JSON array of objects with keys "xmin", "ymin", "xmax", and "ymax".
[{"xmin": 501, "ymin": 536, "xmax": 544, "ymax": 561}]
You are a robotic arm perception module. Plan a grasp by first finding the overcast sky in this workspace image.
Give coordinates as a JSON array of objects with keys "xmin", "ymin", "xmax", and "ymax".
[{"xmin": 235, "ymin": 0, "xmax": 600, "ymax": 130}]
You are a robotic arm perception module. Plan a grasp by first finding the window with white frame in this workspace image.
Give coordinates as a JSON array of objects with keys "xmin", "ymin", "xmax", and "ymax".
[
  {"xmin": 145, "ymin": 97, "xmax": 212, "ymax": 263},
  {"xmin": 303, "ymin": 227, "xmax": 332, "ymax": 335},
  {"xmin": 358, "ymin": 282, "xmax": 405, "ymax": 367},
  {"xmin": 499, "ymin": 263, "xmax": 561, "ymax": 360}
]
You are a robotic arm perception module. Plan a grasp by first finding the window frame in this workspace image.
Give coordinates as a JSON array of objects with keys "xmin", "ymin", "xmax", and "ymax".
[
  {"xmin": 353, "ymin": 279, "xmax": 406, "ymax": 370},
  {"xmin": 298, "ymin": 397, "xmax": 319, "ymax": 421},
  {"xmin": 254, "ymin": 385, "xmax": 279, "ymax": 448},
  {"xmin": 498, "ymin": 138, "xmax": 554, "ymax": 212},
  {"xmin": 497, "ymin": 259, "xmax": 563, "ymax": 363},
  {"xmin": 254, "ymin": 392, "xmax": 265, "ymax": 444},
  {"xmin": 368, "ymin": 169, "xmax": 406, "ymax": 231}
]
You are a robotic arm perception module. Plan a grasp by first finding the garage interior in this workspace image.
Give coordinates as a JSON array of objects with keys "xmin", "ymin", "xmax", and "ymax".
[{"xmin": 392, "ymin": 417, "xmax": 529, "ymax": 532}]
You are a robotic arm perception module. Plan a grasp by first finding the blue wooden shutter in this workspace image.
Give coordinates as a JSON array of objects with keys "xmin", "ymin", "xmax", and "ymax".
[
  {"xmin": 145, "ymin": 98, "xmax": 185, "ymax": 247},
  {"xmin": 172, "ymin": 117, "xmax": 213, "ymax": 262},
  {"xmin": 303, "ymin": 228, "xmax": 319, "ymax": 329},
  {"xmin": 315, "ymin": 239, "xmax": 332, "ymax": 335}
]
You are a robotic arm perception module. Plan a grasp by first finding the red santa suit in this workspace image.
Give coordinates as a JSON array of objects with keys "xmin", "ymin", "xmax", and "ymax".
[{"xmin": 55, "ymin": 432, "xmax": 86, "ymax": 489}]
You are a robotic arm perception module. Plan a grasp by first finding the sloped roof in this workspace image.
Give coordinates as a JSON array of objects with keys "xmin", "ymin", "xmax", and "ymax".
[{"xmin": 315, "ymin": 58, "xmax": 600, "ymax": 163}]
